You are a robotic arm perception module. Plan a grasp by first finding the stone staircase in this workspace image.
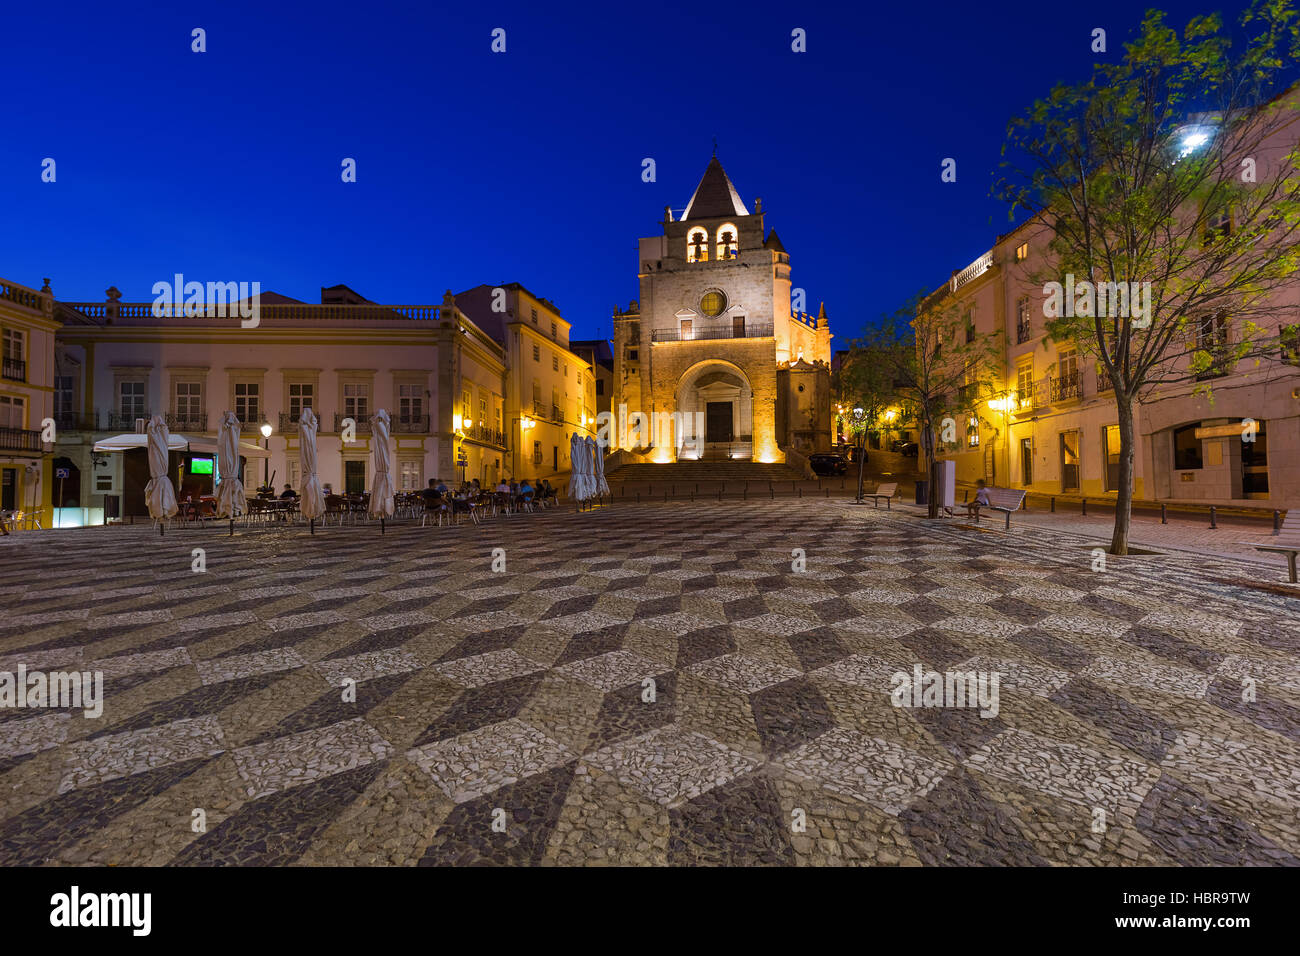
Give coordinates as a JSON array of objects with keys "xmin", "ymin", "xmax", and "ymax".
[{"xmin": 605, "ymin": 460, "xmax": 806, "ymax": 483}]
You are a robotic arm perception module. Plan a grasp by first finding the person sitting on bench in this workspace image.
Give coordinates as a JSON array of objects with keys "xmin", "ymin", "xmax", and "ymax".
[{"xmin": 966, "ymin": 479, "xmax": 991, "ymax": 518}]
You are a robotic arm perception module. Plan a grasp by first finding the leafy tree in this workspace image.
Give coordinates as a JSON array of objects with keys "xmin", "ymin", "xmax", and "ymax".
[{"xmin": 998, "ymin": 1, "xmax": 1300, "ymax": 553}]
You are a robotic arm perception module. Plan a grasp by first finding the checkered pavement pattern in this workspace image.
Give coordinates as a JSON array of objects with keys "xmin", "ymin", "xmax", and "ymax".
[{"xmin": 0, "ymin": 501, "xmax": 1296, "ymax": 866}]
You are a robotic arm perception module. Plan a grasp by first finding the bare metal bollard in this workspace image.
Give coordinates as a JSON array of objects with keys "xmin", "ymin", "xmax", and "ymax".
[
  {"xmin": 1082, "ymin": 498, "xmax": 1087, "ymax": 517},
  {"xmin": 1050, "ymin": 497, "xmax": 1056, "ymax": 513},
  {"xmin": 1274, "ymin": 510, "xmax": 1282, "ymax": 535},
  {"xmin": 1161, "ymin": 503, "xmax": 1167, "ymax": 524},
  {"xmin": 1209, "ymin": 506, "xmax": 1217, "ymax": 529}
]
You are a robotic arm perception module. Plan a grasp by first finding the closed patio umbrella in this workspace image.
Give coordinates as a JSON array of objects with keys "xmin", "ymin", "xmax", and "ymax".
[
  {"xmin": 216, "ymin": 410, "xmax": 244, "ymax": 534},
  {"xmin": 567, "ymin": 432, "xmax": 585, "ymax": 503},
  {"xmin": 145, "ymin": 415, "xmax": 178, "ymax": 534},
  {"xmin": 369, "ymin": 408, "xmax": 395, "ymax": 533},
  {"xmin": 592, "ymin": 435, "xmax": 610, "ymax": 497},
  {"xmin": 298, "ymin": 408, "xmax": 325, "ymax": 532}
]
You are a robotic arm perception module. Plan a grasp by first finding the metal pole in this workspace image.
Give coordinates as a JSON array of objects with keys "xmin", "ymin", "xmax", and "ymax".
[
  {"xmin": 1274, "ymin": 510, "xmax": 1281, "ymax": 535},
  {"xmin": 1161, "ymin": 503, "xmax": 1167, "ymax": 524},
  {"xmin": 1081, "ymin": 498, "xmax": 1087, "ymax": 517},
  {"xmin": 1209, "ymin": 506, "xmax": 1217, "ymax": 530}
]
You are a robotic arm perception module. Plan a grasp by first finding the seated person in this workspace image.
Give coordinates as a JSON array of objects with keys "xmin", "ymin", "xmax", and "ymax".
[
  {"xmin": 494, "ymin": 479, "xmax": 510, "ymax": 494},
  {"xmin": 519, "ymin": 479, "xmax": 535, "ymax": 501},
  {"xmin": 421, "ymin": 479, "xmax": 443, "ymax": 507},
  {"xmin": 965, "ymin": 479, "xmax": 991, "ymax": 517},
  {"xmin": 434, "ymin": 478, "xmax": 448, "ymax": 494},
  {"xmin": 279, "ymin": 484, "xmax": 298, "ymax": 499}
]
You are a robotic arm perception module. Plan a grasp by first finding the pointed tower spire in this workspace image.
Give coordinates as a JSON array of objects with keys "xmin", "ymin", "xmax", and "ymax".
[{"xmin": 682, "ymin": 155, "xmax": 750, "ymax": 220}]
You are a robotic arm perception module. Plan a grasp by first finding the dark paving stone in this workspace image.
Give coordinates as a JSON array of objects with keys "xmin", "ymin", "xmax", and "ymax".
[
  {"xmin": 896, "ymin": 628, "xmax": 971, "ymax": 671},
  {"xmin": 0, "ymin": 757, "xmax": 212, "ymax": 865},
  {"xmin": 668, "ymin": 773, "xmax": 795, "ymax": 865},
  {"xmin": 901, "ymin": 770, "xmax": 1050, "ymax": 866},
  {"xmin": 88, "ymin": 671, "xmax": 291, "ymax": 739},
  {"xmin": 412, "ymin": 672, "xmax": 545, "ymax": 746},
  {"xmin": 554, "ymin": 624, "xmax": 628, "ymax": 665},
  {"xmin": 1134, "ymin": 774, "xmax": 1300, "ymax": 866},
  {"xmin": 249, "ymin": 671, "xmax": 418, "ymax": 745},
  {"xmin": 1122, "ymin": 625, "xmax": 1224, "ymax": 671},
  {"xmin": 785, "ymin": 627, "xmax": 850, "ymax": 672},
  {"xmin": 419, "ymin": 763, "xmax": 577, "ymax": 866},
  {"xmin": 438, "ymin": 626, "xmax": 529, "ymax": 663},
  {"xmin": 1009, "ymin": 628, "xmax": 1094, "ymax": 670},
  {"xmin": 750, "ymin": 679, "xmax": 835, "ymax": 757},
  {"xmin": 323, "ymin": 624, "xmax": 430, "ymax": 660},
  {"xmin": 172, "ymin": 761, "xmax": 388, "ymax": 865},
  {"xmin": 910, "ymin": 708, "xmax": 1006, "ymax": 761},
  {"xmin": 1050, "ymin": 678, "xmax": 1179, "ymax": 762},
  {"xmin": 587, "ymin": 672, "xmax": 677, "ymax": 750},
  {"xmin": 675, "ymin": 626, "xmax": 737, "ymax": 668},
  {"xmin": 1206, "ymin": 677, "xmax": 1300, "ymax": 742}
]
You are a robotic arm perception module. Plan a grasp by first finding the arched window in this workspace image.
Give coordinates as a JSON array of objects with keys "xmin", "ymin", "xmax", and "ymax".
[
  {"xmin": 687, "ymin": 228, "xmax": 708, "ymax": 263},
  {"xmin": 716, "ymin": 224, "xmax": 738, "ymax": 261}
]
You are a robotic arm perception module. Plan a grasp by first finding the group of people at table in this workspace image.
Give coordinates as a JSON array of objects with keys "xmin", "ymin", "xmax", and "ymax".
[{"xmin": 419, "ymin": 477, "xmax": 558, "ymax": 519}]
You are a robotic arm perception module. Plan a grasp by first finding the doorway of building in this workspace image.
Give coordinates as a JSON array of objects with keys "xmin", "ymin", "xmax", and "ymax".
[
  {"xmin": 344, "ymin": 460, "xmax": 366, "ymax": 495},
  {"xmin": 52, "ymin": 457, "xmax": 81, "ymax": 507},
  {"xmin": 706, "ymin": 402, "xmax": 733, "ymax": 443},
  {"xmin": 1103, "ymin": 425, "xmax": 1121, "ymax": 492},
  {"xmin": 1241, "ymin": 420, "xmax": 1269, "ymax": 497},
  {"xmin": 1, "ymin": 467, "xmax": 15, "ymax": 511},
  {"xmin": 1020, "ymin": 438, "xmax": 1033, "ymax": 486},
  {"xmin": 1060, "ymin": 431, "xmax": 1080, "ymax": 492}
]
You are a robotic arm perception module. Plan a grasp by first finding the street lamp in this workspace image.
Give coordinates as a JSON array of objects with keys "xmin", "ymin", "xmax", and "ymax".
[
  {"xmin": 851, "ymin": 407, "xmax": 869, "ymax": 503},
  {"xmin": 260, "ymin": 422, "xmax": 272, "ymax": 491}
]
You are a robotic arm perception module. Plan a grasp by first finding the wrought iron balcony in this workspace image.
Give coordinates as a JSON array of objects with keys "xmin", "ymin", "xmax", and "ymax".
[
  {"xmin": 107, "ymin": 411, "xmax": 150, "ymax": 430},
  {"xmin": 54, "ymin": 412, "xmax": 99, "ymax": 432},
  {"xmin": 1050, "ymin": 369, "xmax": 1083, "ymax": 402},
  {"xmin": 278, "ymin": 412, "xmax": 300, "ymax": 434},
  {"xmin": 0, "ymin": 426, "xmax": 43, "ymax": 454},
  {"xmin": 334, "ymin": 412, "xmax": 372, "ymax": 433},
  {"xmin": 392, "ymin": 414, "xmax": 430, "ymax": 434},
  {"xmin": 1, "ymin": 357, "xmax": 25, "ymax": 381},
  {"xmin": 165, "ymin": 413, "xmax": 209, "ymax": 432},
  {"xmin": 651, "ymin": 321, "xmax": 774, "ymax": 343},
  {"xmin": 1016, "ymin": 317, "xmax": 1032, "ymax": 344}
]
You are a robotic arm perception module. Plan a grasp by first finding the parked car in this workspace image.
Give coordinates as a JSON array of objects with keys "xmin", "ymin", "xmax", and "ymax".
[
  {"xmin": 889, "ymin": 439, "xmax": 908, "ymax": 453},
  {"xmin": 898, "ymin": 442, "xmax": 919, "ymax": 458},
  {"xmin": 809, "ymin": 453, "xmax": 850, "ymax": 476}
]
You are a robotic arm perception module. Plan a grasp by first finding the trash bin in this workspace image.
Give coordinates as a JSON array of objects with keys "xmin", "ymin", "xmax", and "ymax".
[{"xmin": 915, "ymin": 480, "xmax": 929, "ymax": 505}]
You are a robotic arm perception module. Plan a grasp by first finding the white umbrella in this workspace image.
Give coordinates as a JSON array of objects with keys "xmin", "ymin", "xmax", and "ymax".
[
  {"xmin": 298, "ymin": 408, "xmax": 325, "ymax": 530},
  {"xmin": 216, "ymin": 410, "xmax": 245, "ymax": 528},
  {"xmin": 567, "ymin": 432, "xmax": 585, "ymax": 502},
  {"xmin": 144, "ymin": 415, "xmax": 178, "ymax": 533},
  {"xmin": 592, "ymin": 435, "xmax": 610, "ymax": 497},
  {"xmin": 369, "ymin": 408, "xmax": 395, "ymax": 531}
]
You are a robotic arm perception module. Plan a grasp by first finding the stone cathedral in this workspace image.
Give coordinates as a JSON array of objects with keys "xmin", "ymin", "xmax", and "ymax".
[{"xmin": 611, "ymin": 156, "xmax": 833, "ymax": 464}]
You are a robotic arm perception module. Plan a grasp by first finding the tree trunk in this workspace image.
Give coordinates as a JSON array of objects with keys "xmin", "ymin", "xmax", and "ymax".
[
  {"xmin": 1110, "ymin": 397, "xmax": 1136, "ymax": 555},
  {"xmin": 922, "ymin": 417, "xmax": 940, "ymax": 519}
]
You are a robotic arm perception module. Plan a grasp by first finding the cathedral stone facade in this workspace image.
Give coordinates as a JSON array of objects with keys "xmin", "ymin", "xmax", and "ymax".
[{"xmin": 611, "ymin": 157, "xmax": 832, "ymax": 463}]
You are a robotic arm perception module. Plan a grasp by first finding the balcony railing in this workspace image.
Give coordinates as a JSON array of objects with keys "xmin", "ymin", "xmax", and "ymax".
[
  {"xmin": 1016, "ymin": 317, "xmax": 1032, "ymax": 344},
  {"xmin": 0, "ymin": 427, "xmax": 43, "ymax": 454},
  {"xmin": 532, "ymin": 400, "xmax": 548, "ymax": 419},
  {"xmin": 165, "ymin": 412, "xmax": 209, "ymax": 432},
  {"xmin": 651, "ymin": 321, "xmax": 774, "ymax": 343},
  {"xmin": 1051, "ymin": 369, "xmax": 1083, "ymax": 402},
  {"xmin": 950, "ymin": 251, "xmax": 995, "ymax": 293},
  {"xmin": 278, "ymin": 412, "xmax": 300, "ymax": 434},
  {"xmin": 334, "ymin": 412, "xmax": 372, "ymax": 434},
  {"xmin": 107, "ymin": 410, "xmax": 150, "ymax": 431},
  {"xmin": 54, "ymin": 412, "xmax": 99, "ymax": 432},
  {"xmin": 468, "ymin": 423, "xmax": 505, "ymax": 446},
  {"xmin": 2, "ymin": 357, "xmax": 25, "ymax": 381},
  {"xmin": 552, "ymin": 405, "xmax": 563, "ymax": 422},
  {"xmin": 392, "ymin": 414, "xmax": 430, "ymax": 434}
]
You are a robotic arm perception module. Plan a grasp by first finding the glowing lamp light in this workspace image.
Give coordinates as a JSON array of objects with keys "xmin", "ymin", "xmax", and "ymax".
[
  {"xmin": 260, "ymin": 422, "xmax": 272, "ymax": 439},
  {"xmin": 463, "ymin": 419, "xmax": 473, "ymax": 429}
]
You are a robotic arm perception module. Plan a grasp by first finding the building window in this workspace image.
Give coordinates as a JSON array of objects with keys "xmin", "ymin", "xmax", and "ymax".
[
  {"xmin": 287, "ymin": 459, "xmax": 300, "ymax": 490},
  {"xmin": 596, "ymin": 379, "xmax": 604, "ymax": 396},
  {"xmin": 288, "ymin": 382, "xmax": 313, "ymax": 421},
  {"xmin": 680, "ymin": 318, "xmax": 694, "ymax": 339},
  {"xmin": 1103, "ymin": 424, "xmax": 1122, "ymax": 491},
  {"xmin": 234, "ymin": 382, "xmax": 260, "ymax": 424},
  {"xmin": 552, "ymin": 353, "xmax": 559, "ymax": 372},
  {"xmin": 1014, "ymin": 242, "xmax": 1029, "ymax": 262},
  {"xmin": 687, "ymin": 227, "xmax": 708, "ymax": 263},
  {"xmin": 1016, "ymin": 297, "xmax": 1032, "ymax": 344},
  {"xmin": 0, "ymin": 394, "xmax": 25, "ymax": 428},
  {"xmin": 175, "ymin": 382, "xmax": 202, "ymax": 422},
  {"xmin": 716, "ymin": 224, "xmax": 738, "ymax": 261},
  {"xmin": 2, "ymin": 328, "xmax": 25, "ymax": 379},
  {"xmin": 628, "ymin": 349, "xmax": 638, "ymax": 361},
  {"xmin": 550, "ymin": 321, "xmax": 557, "ymax": 339},
  {"xmin": 1055, "ymin": 350, "xmax": 1081, "ymax": 400},
  {"xmin": 399, "ymin": 459, "xmax": 421, "ymax": 491},
  {"xmin": 1016, "ymin": 359, "xmax": 1034, "ymax": 410},
  {"xmin": 530, "ymin": 308, "xmax": 538, "ymax": 325},
  {"xmin": 1173, "ymin": 423, "xmax": 1203, "ymax": 470},
  {"xmin": 343, "ymin": 383, "xmax": 369, "ymax": 419},
  {"xmin": 398, "ymin": 383, "xmax": 423, "ymax": 423},
  {"xmin": 1281, "ymin": 324, "xmax": 1300, "ymax": 366},
  {"xmin": 533, "ymin": 344, "xmax": 540, "ymax": 362},
  {"xmin": 700, "ymin": 291, "xmax": 727, "ymax": 317},
  {"xmin": 967, "ymin": 419, "xmax": 980, "ymax": 448},
  {"xmin": 1203, "ymin": 206, "xmax": 1233, "ymax": 245},
  {"xmin": 55, "ymin": 376, "xmax": 74, "ymax": 419},
  {"xmin": 119, "ymin": 381, "xmax": 146, "ymax": 420}
]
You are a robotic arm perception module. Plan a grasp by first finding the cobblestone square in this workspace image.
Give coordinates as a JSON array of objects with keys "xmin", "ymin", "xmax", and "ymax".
[{"xmin": 1, "ymin": 500, "xmax": 1297, "ymax": 866}]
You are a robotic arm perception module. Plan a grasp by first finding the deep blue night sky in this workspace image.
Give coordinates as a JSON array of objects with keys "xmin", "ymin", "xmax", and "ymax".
[{"xmin": 0, "ymin": 0, "xmax": 1251, "ymax": 341}]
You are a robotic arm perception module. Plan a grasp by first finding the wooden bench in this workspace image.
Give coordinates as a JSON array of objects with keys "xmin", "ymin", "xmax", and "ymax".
[
  {"xmin": 970, "ymin": 487, "xmax": 1027, "ymax": 529},
  {"xmin": 1254, "ymin": 511, "xmax": 1300, "ymax": 583},
  {"xmin": 866, "ymin": 482, "xmax": 898, "ymax": 509}
]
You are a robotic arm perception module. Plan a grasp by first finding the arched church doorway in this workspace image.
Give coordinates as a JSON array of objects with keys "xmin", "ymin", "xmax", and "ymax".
[{"xmin": 675, "ymin": 361, "xmax": 753, "ymax": 460}]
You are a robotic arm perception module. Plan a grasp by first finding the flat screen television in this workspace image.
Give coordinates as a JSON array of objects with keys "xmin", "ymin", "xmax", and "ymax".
[{"xmin": 190, "ymin": 457, "xmax": 215, "ymax": 476}]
